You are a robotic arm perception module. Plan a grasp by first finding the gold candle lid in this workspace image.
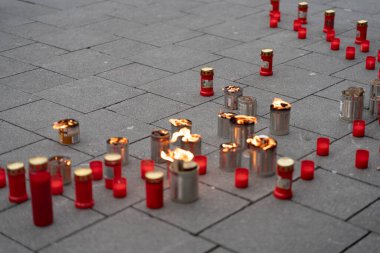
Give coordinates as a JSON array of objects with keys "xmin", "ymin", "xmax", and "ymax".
[
  {"xmin": 74, "ymin": 168, "xmax": 92, "ymax": 181},
  {"xmin": 261, "ymin": 48, "xmax": 273, "ymax": 56},
  {"xmin": 298, "ymin": 2, "xmax": 308, "ymax": 7},
  {"xmin": 277, "ymin": 157, "xmax": 294, "ymax": 172},
  {"xmin": 201, "ymin": 67, "xmax": 214, "ymax": 76},
  {"xmin": 145, "ymin": 171, "xmax": 164, "ymax": 183},
  {"xmin": 325, "ymin": 9, "xmax": 335, "ymax": 16},
  {"xmin": 357, "ymin": 20, "xmax": 368, "ymax": 26},
  {"xmin": 6, "ymin": 162, "xmax": 25, "ymax": 176},
  {"xmin": 29, "ymin": 156, "xmax": 48, "ymax": 172},
  {"xmin": 104, "ymin": 153, "xmax": 122, "ymax": 162}
]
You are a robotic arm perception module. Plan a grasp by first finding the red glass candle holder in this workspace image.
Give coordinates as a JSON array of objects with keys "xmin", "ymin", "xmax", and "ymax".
[
  {"xmin": 235, "ymin": 168, "xmax": 249, "ymax": 188},
  {"xmin": 273, "ymin": 157, "xmax": 294, "ymax": 200},
  {"xmin": 89, "ymin": 161, "xmax": 103, "ymax": 181},
  {"xmin": 298, "ymin": 2, "xmax": 308, "ymax": 24},
  {"xmin": 260, "ymin": 49, "xmax": 273, "ymax": 76},
  {"xmin": 361, "ymin": 40, "xmax": 370, "ymax": 52},
  {"xmin": 355, "ymin": 149, "xmax": 369, "ymax": 169},
  {"xmin": 74, "ymin": 168, "xmax": 94, "ymax": 209},
  {"xmin": 300, "ymin": 160, "xmax": 314, "ymax": 180},
  {"xmin": 323, "ymin": 10, "xmax": 335, "ymax": 33},
  {"xmin": 0, "ymin": 168, "xmax": 6, "ymax": 188},
  {"xmin": 352, "ymin": 120, "xmax": 365, "ymax": 137},
  {"xmin": 355, "ymin": 20, "xmax": 368, "ymax": 45},
  {"xmin": 293, "ymin": 19, "xmax": 301, "ymax": 31},
  {"xmin": 141, "ymin": 159, "xmax": 155, "ymax": 179},
  {"xmin": 366, "ymin": 56, "xmax": 376, "ymax": 70},
  {"xmin": 50, "ymin": 174, "xmax": 63, "ymax": 195},
  {"xmin": 145, "ymin": 171, "xmax": 164, "ymax": 209},
  {"xmin": 113, "ymin": 177, "xmax": 127, "ymax": 198},
  {"xmin": 298, "ymin": 27, "xmax": 307, "ymax": 39},
  {"xmin": 104, "ymin": 153, "xmax": 122, "ymax": 189},
  {"xmin": 270, "ymin": 0, "xmax": 280, "ymax": 15},
  {"xmin": 316, "ymin": 137, "xmax": 330, "ymax": 156},
  {"xmin": 193, "ymin": 155, "xmax": 207, "ymax": 175},
  {"xmin": 326, "ymin": 30, "xmax": 335, "ymax": 42},
  {"xmin": 331, "ymin": 38, "xmax": 340, "ymax": 51},
  {"xmin": 270, "ymin": 18, "xmax": 278, "ymax": 28},
  {"xmin": 346, "ymin": 46, "xmax": 356, "ymax": 60},
  {"xmin": 6, "ymin": 162, "xmax": 28, "ymax": 203},
  {"xmin": 200, "ymin": 67, "xmax": 214, "ymax": 97},
  {"xmin": 271, "ymin": 11, "xmax": 281, "ymax": 22}
]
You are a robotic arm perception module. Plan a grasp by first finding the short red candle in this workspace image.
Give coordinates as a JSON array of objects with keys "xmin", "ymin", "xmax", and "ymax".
[
  {"xmin": 361, "ymin": 40, "xmax": 370, "ymax": 52},
  {"xmin": 298, "ymin": 27, "xmax": 307, "ymax": 39},
  {"xmin": 104, "ymin": 153, "xmax": 122, "ymax": 189},
  {"xmin": 235, "ymin": 168, "xmax": 249, "ymax": 188},
  {"xmin": 0, "ymin": 168, "xmax": 6, "ymax": 188},
  {"xmin": 352, "ymin": 120, "xmax": 365, "ymax": 137},
  {"xmin": 316, "ymin": 137, "xmax": 330, "ymax": 156},
  {"xmin": 145, "ymin": 171, "xmax": 164, "ymax": 209},
  {"xmin": 366, "ymin": 56, "xmax": 376, "ymax": 70},
  {"xmin": 50, "ymin": 175, "xmax": 63, "ymax": 195},
  {"xmin": 273, "ymin": 157, "xmax": 294, "ymax": 200},
  {"xmin": 89, "ymin": 160, "xmax": 103, "ymax": 181},
  {"xmin": 293, "ymin": 19, "xmax": 301, "ymax": 31},
  {"xmin": 300, "ymin": 160, "xmax": 314, "ymax": 180},
  {"xmin": 74, "ymin": 168, "xmax": 94, "ymax": 209},
  {"xmin": 6, "ymin": 162, "xmax": 28, "ymax": 203},
  {"xmin": 193, "ymin": 155, "xmax": 207, "ymax": 175},
  {"xmin": 270, "ymin": 18, "xmax": 278, "ymax": 28},
  {"xmin": 200, "ymin": 67, "xmax": 214, "ymax": 97},
  {"xmin": 331, "ymin": 38, "xmax": 340, "ymax": 51},
  {"xmin": 346, "ymin": 46, "xmax": 356, "ymax": 60},
  {"xmin": 326, "ymin": 30, "xmax": 335, "ymax": 42},
  {"xmin": 271, "ymin": 11, "xmax": 281, "ymax": 22},
  {"xmin": 141, "ymin": 159, "xmax": 155, "ymax": 179},
  {"xmin": 113, "ymin": 177, "xmax": 127, "ymax": 198},
  {"xmin": 355, "ymin": 149, "xmax": 369, "ymax": 169}
]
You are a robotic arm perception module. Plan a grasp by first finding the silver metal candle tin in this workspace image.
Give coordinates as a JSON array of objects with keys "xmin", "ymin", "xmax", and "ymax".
[
  {"xmin": 170, "ymin": 160, "xmax": 199, "ymax": 203},
  {"xmin": 219, "ymin": 143, "xmax": 241, "ymax": 172},
  {"xmin": 369, "ymin": 96, "xmax": 380, "ymax": 117},
  {"xmin": 247, "ymin": 135, "xmax": 277, "ymax": 177},
  {"xmin": 180, "ymin": 134, "xmax": 202, "ymax": 156},
  {"xmin": 238, "ymin": 96, "xmax": 257, "ymax": 116},
  {"xmin": 52, "ymin": 119, "xmax": 80, "ymax": 145},
  {"xmin": 223, "ymin": 85, "xmax": 243, "ymax": 110},
  {"xmin": 370, "ymin": 79, "xmax": 380, "ymax": 97},
  {"xmin": 107, "ymin": 137, "xmax": 128, "ymax": 166},
  {"xmin": 151, "ymin": 130, "xmax": 170, "ymax": 164},
  {"xmin": 48, "ymin": 156, "xmax": 72, "ymax": 185},
  {"xmin": 217, "ymin": 112, "xmax": 236, "ymax": 139},
  {"xmin": 230, "ymin": 115, "xmax": 256, "ymax": 149},
  {"xmin": 339, "ymin": 87, "xmax": 364, "ymax": 121},
  {"xmin": 269, "ymin": 99, "xmax": 291, "ymax": 136},
  {"xmin": 169, "ymin": 119, "xmax": 192, "ymax": 146}
]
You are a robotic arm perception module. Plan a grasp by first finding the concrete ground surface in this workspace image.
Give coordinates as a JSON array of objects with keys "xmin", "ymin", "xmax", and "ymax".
[{"xmin": 0, "ymin": 0, "xmax": 379, "ymax": 252}]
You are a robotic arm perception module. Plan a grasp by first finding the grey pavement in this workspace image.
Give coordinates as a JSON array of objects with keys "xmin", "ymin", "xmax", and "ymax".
[{"xmin": 0, "ymin": 0, "xmax": 379, "ymax": 252}]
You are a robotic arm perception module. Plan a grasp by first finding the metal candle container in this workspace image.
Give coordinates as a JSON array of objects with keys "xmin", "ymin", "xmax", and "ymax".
[
  {"xmin": 323, "ymin": 10, "xmax": 335, "ymax": 33},
  {"xmin": 223, "ymin": 85, "xmax": 243, "ymax": 110},
  {"xmin": 151, "ymin": 130, "xmax": 170, "ymax": 164},
  {"xmin": 230, "ymin": 115, "xmax": 257, "ymax": 149},
  {"xmin": 180, "ymin": 134, "xmax": 202, "ymax": 156},
  {"xmin": 52, "ymin": 119, "xmax": 80, "ymax": 145},
  {"xmin": 219, "ymin": 143, "xmax": 242, "ymax": 172},
  {"xmin": 218, "ymin": 112, "xmax": 236, "ymax": 139},
  {"xmin": 200, "ymin": 67, "xmax": 214, "ymax": 97},
  {"xmin": 48, "ymin": 156, "xmax": 71, "ymax": 185},
  {"xmin": 247, "ymin": 135, "xmax": 277, "ymax": 177},
  {"xmin": 170, "ymin": 160, "xmax": 199, "ymax": 203},
  {"xmin": 298, "ymin": 2, "xmax": 308, "ymax": 24},
  {"xmin": 355, "ymin": 20, "xmax": 368, "ymax": 44},
  {"xmin": 107, "ymin": 137, "xmax": 129, "ymax": 166},
  {"xmin": 370, "ymin": 79, "xmax": 380, "ymax": 97},
  {"xmin": 169, "ymin": 119, "xmax": 192, "ymax": 146},
  {"xmin": 238, "ymin": 96, "xmax": 257, "ymax": 116},
  {"xmin": 260, "ymin": 49, "xmax": 274, "ymax": 76},
  {"xmin": 339, "ymin": 87, "xmax": 364, "ymax": 121},
  {"xmin": 269, "ymin": 98, "xmax": 291, "ymax": 136}
]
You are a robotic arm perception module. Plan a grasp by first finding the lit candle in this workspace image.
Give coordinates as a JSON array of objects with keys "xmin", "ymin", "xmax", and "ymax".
[
  {"xmin": 352, "ymin": 120, "xmax": 365, "ymax": 137},
  {"xmin": 355, "ymin": 149, "xmax": 369, "ymax": 169},
  {"xmin": 270, "ymin": 0, "xmax": 280, "ymax": 21},
  {"xmin": 293, "ymin": 19, "xmax": 301, "ymax": 31},
  {"xmin": 113, "ymin": 177, "xmax": 127, "ymax": 198},
  {"xmin": 89, "ymin": 160, "xmax": 103, "ymax": 181},
  {"xmin": 193, "ymin": 155, "xmax": 207, "ymax": 175},
  {"xmin": 103, "ymin": 153, "xmax": 122, "ymax": 189},
  {"xmin": 145, "ymin": 171, "xmax": 164, "ymax": 209},
  {"xmin": 326, "ymin": 30, "xmax": 335, "ymax": 42},
  {"xmin": 378, "ymin": 50, "xmax": 380, "ymax": 62},
  {"xmin": 273, "ymin": 157, "xmax": 294, "ymax": 200},
  {"xmin": 298, "ymin": 2, "xmax": 308, "ymax": 24},
  {"xmin": 298, "ymin": 27, "xmax": 307, "ymax": 39},
  {"xmin": 74, "ymin": 168, "xmax": 94, "ymax": 209},
  {"xmin": 50, "ymin": 175, "xmax": 63, "ymax": 195},
  {"xmin": 331, "ymin": 38, "xmax": 340, "ymax": 50},
  {"xmin": 270, "ymin": 18, "xmax": 278, "ymax": 28},
  {"xmin": 323, "ymin": 10, "xmax": 335, "ymax": 33},
  {"xmin": 300, "ymin": 160, "xmax": 314, "ymax": 180},
  {"xmin": 0, "ymin": 168, "xmax": 6, "ymax": 188},
  {"xmin": 272, "ymin": 11, "xmax": 281, "ymax": 22},
  {"xmin": 346, "ymin": 46, "xmax": 356, "ymax": 60},
  {"xmin": 235, "ymin": 168, "xmax": 249, "ymax": 188},
  {"xmin": 6, "ymin": 162, "xmax": 28, "ymax": 203},
  {"xmin": 355, "ymin": 20, "xmax": 368, "ymax": 45},
  {"xmin": 361, "ymin": 40, "xmax": 370, "ymax": 52},
  {"xmin": 366, "ymin": 56, "xmax": 376, "ymax": 70},
  {"xmin": 141, "ymin": 159, "xmax": 155, "ymax": 179},
  {"xmin": 316, "ymin": 137, "xmax": 330, "ymax": 156}
]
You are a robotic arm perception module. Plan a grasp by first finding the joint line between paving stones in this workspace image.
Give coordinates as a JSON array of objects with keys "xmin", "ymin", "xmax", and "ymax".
[
  {"xmin": 345, "ymin": 197, "xmax": 380, "ymax": 222},
  {"xmin": 339, "ymin": 231, "xmax": 371, "ymax": 253},
  {"xmin": 0, "ymin": 97, "xmax": 43, "ymax": 113},
  {"xmin": 0, "ymin": 231, "xmax": 36, "ymax": 252}
]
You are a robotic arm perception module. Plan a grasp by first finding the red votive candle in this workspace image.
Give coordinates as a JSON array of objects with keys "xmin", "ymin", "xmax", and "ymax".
[
  {"xmin": 355, "ymin": 149, "xmax": 369, "ymax": 169},
  {"xmin": 378, "ymin": 50, "xmax": 380, "ymax": 62},
  {"xmin": 50, "ymin": 174, "xmax": 63, "ymax": 195},
  {"xmin": 352, "ymin": 120, "xmax": 365, "ymax": 137},
  {"xmin": 366, "ymin": 56, "xmax": 376, "ymax": 70},
  {"xmin": 200, "ymin": 67, "xmax": 214, "ymax": 97},
  {"xmin": 0, "ymin": 168, "xmax": 6, "ymax": 188},
  {"xmin": 104, "ymin": 153, "xmax": 122, "ymax": 189},
  {"xmin": 331, "ymin": 38, "xmax": 340, "ymax": 50},
  {"xmin": 355, "ymin": 20, "xmax": 368, "ymax": 45},
  {"xmin": 113, "ymin": 177, "xmax": 127, "ymax": 198},
  {"xmin": 74, "ymin": 168, "xmax": 94, "ymax": 209},
  {"xmin": 301, "ymin": 160, "xmax": 314, "ymax": 180},
  {"xmin": 270, "ymin": 18, "xmax": 278, "ymax": 28},
  {"xmin": 346, "ymin": 46, "xmax": 356, "ymax": 60},
  {"xmin": 273, "ymin": 157, "xmax": 294, "ymax": 200},
  {"xmin": 323, "ymin": 10, "xmax": 335, "ymax": 33},
  {"xmin": 89, "ymin": 161, "xmax": 103, "ymax": 181},
  {"xmin": 6, "ymin": 162, "xmax": 28, "ymax": 203},
  {"xmin": 145, "ymin": 171, "xmax": 164, "ymax": 209},
  {"xmin": 316, "ymin": 137, "xmax": 330, "ymax": 156},
  {"xmin": 271, "ymin": 11, "xmax": 281, "ymax": 22},
  {"xmin": 293, "ymin": 19, "xmax": 301, "ymax": 31},
  {"xmin": 298, "ymin": 2, "xmax": 308, "ymax": 24},
  {"xmin": 361, "ymin": 40, "xmax": 370, "ymax": 52},
  {"xmin": 260, "ymin": 48, "xmax": 274, "ymax": 76},
  {"xmin": 29, "ymin": 156, "xmax": 53, "ymax": 227},
  {"xmin": 141, "ymin": 159, "xmax": 155, "ymax": 179},
  {"xmin": 326, "ymin": 30, "xmax": 335, "ymax": 42},
  {"xmin": 298, "ymin": 27, "xmax": 307, "ymax": 39},
  {"xmin": 235, "ymin": 168, "xmax": 249, "ymax": 188},
  {"xmin": 270, "ymin": 0, "xmax": 280, "ymax": 21},
  {"xmin": 193, "ymin": 155, "xmax": 207, "ymax": 175}
]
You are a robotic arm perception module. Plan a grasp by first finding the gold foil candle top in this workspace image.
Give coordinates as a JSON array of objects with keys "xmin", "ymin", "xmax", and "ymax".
[
  {"xmin": 357, "ymin": 20, "xmax": 368, "ymax": 26},
  {"xmin": 230, "ymin": 115, "xmax": 257, "ymax": 125},
  {"xmin": 169, "ymin": 119, "xmax": 192, "ymax": 127},
  {"xmin": 342, "ymin": 87, "xmax": 365, "ymax": 97},
  {"xmin": 220, "ymin": 143, "xmax": 239, "ymax": 152},
  {"xmin": 29, "ymin": 156, "xmax": 48, "ymax": 172},
  {"xmin": 107, "ymin": 137, "xmax": 128, "ymax": 145},
  {"xmin": 247, "ymin": 135, "xmax": 277, "ymax": 150},
  {"xmin": 7, "ymin": 162, "xmax": 25, "ymax": 175},
  {"xmin": 277, "ymin": 157, "xmax": 294, "ymax": 172},
  {"xmin": 53, "ymin": 119, "xmax": 78, "ymax": 130},
  {"xmin": 104, "ymin": 153, "xmax": 122, "ymax": 162},
  {"xmin": 261, "ymin": 48, "xmax": 273, "ymax": 56},
  {"xmin": 271, "ymin": 98, "xmax": 292, "ymax": 110},
  {"xmin": 145, "ymin": 171, "xmax": 164, "ymax": 183},
  {"xmin": 74, "ymin": 168, "xmax": 92, "ymax": 181},
  {"xmin": 218, "ymin": 112, "xmax": 236, "ymax": 119},
  {"xmin": 325, "ymin": 9, "xmax": 335, "ymax": 16},
  {"xmin": 298, "ymin": 2, "xmax": 308, "ymax": 7},
  {"xmin": 201, "ymin": 67, "xmax": 214, "ymax": 76},
  {"xmin": 160, "ymin": 148, "xmax": 194, "ymax": 163}
]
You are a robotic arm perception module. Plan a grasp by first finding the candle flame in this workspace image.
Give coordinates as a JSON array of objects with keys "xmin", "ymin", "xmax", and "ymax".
[
  {"xmin": 171, "ymin": 128, "xmax": 201, "ymax": 143},
  {"xmin": 107, "ymin": 137, "xmax": 128, "ymax": 145},
  {"xmin": 247, "ymin": 135, "xmax": 277, "ymax": 150},
  {"xmin": 218, "ymin": 112, "xmax": 236, "ymax": 119},
  {"xmin": 160, "ymin": 148, "xmax": 194, "ymax": 162},
  {"xmin": 271, "ymin": 98, "xmax": 291, "ymax": 110},
  {"xmin": 169, "ymin": 118, "xmax": 192, "ymax": 127},
  {"xmin": 223, "ymin": 85, "xmax": 241, "ymax": 93},
  {"xmin": 53, "ymin": 119, "xmax": 78, "ymax": 130},
  {"xmin": 220, "ymin": 143, "xmax": 238, "ymax": 152},
  {"xmin": 231, "ymin": 115, "xmax": 257, "ymax": 125}
]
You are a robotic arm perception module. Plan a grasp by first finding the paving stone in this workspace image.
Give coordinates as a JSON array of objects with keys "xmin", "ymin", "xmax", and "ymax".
[
  {"xmin": 293, "ymin": 169, "xmax": 380, "ymax": 219},
  {"xmin": 0, "ymin": 100, "xmax": 83, "ymax": 131},
  {"xmin": 0, "ymin": 12, "xmax": 33, "ymax": 28},
  {"xmin": 0, "ymin": 186, "xmax": 16, "ymax": 212},
  {"xmin": 0, "ymin": 85, "xmax": 39, "ymax": 112},
  {"xmin": 259, "ymin": 0, "xmax": 329, "ymax": 16},
  {"xmin": 0, "ymin": 31, "xmax": 33, "ymax": 52},
  {"xmin": 0, "ymin": 196, "xmax": 104, "ymax": 251},
  {"xmin": 208, "ymin": 247, "xmax": 234, "ymax": 253},
  {"xmin": 97, "ymin": 63, "xmax": 171, "ymax": 87},
  {"xmin": 223, "ymin": 0, "xmax": 267, "ymax": 8},
  {"xmin": 176, "ymin": 35, "xmax": 241, "ymax": 53},
  {"xmin": 345, "ymin": 233, "xmax": 380, "ymax": 253},
  {"xmin": 39, "ymin": 49, "xmax": 130, "ymax": 79},
  {"xmin": 36, "ymin": 110, "xmax": 154, "ymax": 157},
  {"xmin": 332, "ymin": 0, "xmax": 380, "ymax": 14},
  {"xmin": 28, "ymin": 0, "xmax": 103, "ymax": 10},
  {"xmin": 365, "ymin": 121, "xmax": 380, "ymax": 140},
  {"xmin": 333, "ymin": 61, "xmax": 380, "ymax": 86},
  {"xmin": 0, "ymin": 56, "xmax": 37, "ymax": 78},
  {"xmin": 3, "ymin": 22, "xmax": 63, "ymax": 40},
  {"xmin": 0, "ymin": 0, "xmax": 58, "ymax": 18},
  {"xmin": 36, "ymin": 76, "xmax": 144, "ymax": 113},
  {"xmin": 304, "ymin": 135, "xmax": 380, "ymax": 187},
  {"xmin": 0, "ymin": 233, "xmax": 32, "ymax": 253},
  {"xmin": 163, "ymin": 14, "xmax": 225, "ymax": 30},
  {"xmin": 260, "ymin": 29, "xmax": 323, "ymax": 48},
  {"xmin": 201, "ymin": 196, "xmax": 367, "ymax": 253},
  {"xmin": 239, "ymin": 65, "xmax": 341, "ymax": 99},
  {"xmin": 92, "ymin": 39, "xmax": 157, "ymax": 59},
  {"xmin": 81, "ymin": 18, "xmax": 145, "ymax": 36},
  {"xmin": 349, "ymin": 200, "xmax": 380, "ymax": 234},
  {"xmin": 150, "ymin": 0, "xmax": 204, "ymax": 11},
  {"xmin": 0, "ymin": 68, "xmax": 75, "ymax": 94},
  {"xmin": 40, "ymin": 208, "xmax": 215, "ymax": 253}
]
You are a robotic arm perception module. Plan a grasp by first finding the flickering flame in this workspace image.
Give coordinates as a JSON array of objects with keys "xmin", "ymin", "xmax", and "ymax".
[
  {"xmin": 182, "ymin": 133, "xmax": 201, "ymax": 143},
  {"xmin": 53, "ymin": 119, "xmax": 78, "ymax": 130},
  {"xmin": 220, "ymin": 143, "xmax": 238, "ymax": 152},
  {"xmin": 271, "ymin": 98, "xmax": 291, "ymax": 110},
  {"xmin": 223, "ymin": 85, "xmax": 241, "ymax": 93},
  {"xmin": 171, "ymin": 128, "xmax": 201, "ymax": 143},
  {"xmin": 169, "ymin": 118, "xmax": 192, "ymax": 127},
  {"xmin": 343, "ymin": 87, "xmax": 364, "ymax": 97},
  {"xmin": 107, "ymin": 137, "xmax": 128, "ymax": 145},
  {"xmin": 232, "ymin": 115, "xmax": 257, "ymax": 125},
  {"xmin": 247, "ymin": 135, "xmax": 277, "ymax": 150},
  {"xmin": 160, "ymin": 148, "xmax": 194, "ymax": 163},
  {"xmin": 218, "ymin": 112, "xmax": 236, "ymax": 119}
]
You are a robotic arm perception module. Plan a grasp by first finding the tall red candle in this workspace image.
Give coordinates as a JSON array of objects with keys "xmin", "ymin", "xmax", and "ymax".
[
  {"xmin": 298, "ymin": 2, "xmax": 308, "ymax": 24},
  {"xmin": 89, "ymin": 160, "xmax": 103, "ymax": 180},
  {"xmin": 298, "ymin": 27, "xmax": 307, "ymax": 39},
  {"xmin": 0, "ymin": 168, "xmax": 6, "ymax": 188},
  {"xmin": 103, "ymin": 153, "xmax": 122, "ymax": 189},
  {"xmin": 293, "ymin": 19, "xmax": 301, "ymax": 31},
  {"xmin": 273, "ymin": 157, "xmax": 294, "ymax": 200},
  {"xmin": 316, "ymin": 137, "xmax": 330, "ymax": 156},
  {"xmin": 193, "ymin": 155, "xmax": 207, "ymax": 175},
  {"xmin": 352, "ymin": 120, "xmax": 365, "ymax": 137},
  {"xmin": 366, "ymin": 56, "xmax": 376, "ymax": 70},
  {"xmin": 6, "ymin": 162, "xmax": 28, "ymax": 203},
  {"xmin": 300, "ymin": 160, "xmax": 314, "ymax": 180},
  {"xmin": 74, "ymin": 168, "xmax": 94, "ymax": 209},
  {"xmin": 331, "ymin": 38, "xmax": 340, "ymax": 50},
  {"xmin": 235, "ymin": 168, "xmax": 249, "ymax": 188},
  {"xmin": 346, "ymin": 46, "xmax": 356, "ymax": 60},
  {"xmin": 323, "ymin": 10, "xmax": 335, "ymax": 33},
  {"xmin": 200, "ymin": 67, "xmax": 214, "ymax": 97},
  {"xmin": 29, "ymin": 156, "xmax": 53, "ymax": 227},
  {"xmin": 361, "ymin": 40, "xmax": 370, "ymax": 52},
  {"xmin": 355, "ymin": 20, "xmax": 368, "ymax": 45},
  {"xmin": 326, "ymin": 30, "xmax": 335, "ymax": 42},
  {"xmin": 270, "ymin": 0, "xmax": 280, "ymax": 21},
  {"xmin": 355, "ymin": 149, "xmax": 369, "ymax": 169},
  {"xmin": 113, "ymin": 177, "xmax": 127, "ymax": 198},
  {"xmin": 141, "ymin": 159, "xmax": 155, "ymax": 179},
  {"xmin": 145, "ymin": 171, "xmax": 164, "ymax": 209},
  {"xmin": 260, "ymin": 49, "xmax": 273, "ymax": 76}
]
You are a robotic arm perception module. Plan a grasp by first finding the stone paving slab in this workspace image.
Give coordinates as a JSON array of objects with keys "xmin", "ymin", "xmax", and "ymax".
[
  {"xmin": 163, "ymin": 14, "xmax": 225, "ymax": 31},
  {"xmin": 349, "ymin": 200, "xmax": 380, "ymax": 234},
  {"xmin": 177, "ymin": 35, "xmax": 241, "ymax": 54},
  {"xmin": 0, "ymin": 11, "xmax": 33, "ymax": 28},
  {"xmin": 0, "ymin": 0, "xmax": 58, "ymax": 19},
  {"xmin": 333, "ymin": 61, "xmax": 380, "ymax": 86},
  {"xmin": 365, "ymin": 121, "xmax": 380, "ymax": 140},
  {"xmin": 0, "ymin": 234, "xmax": 32, "ymax": 253},
  {"xmin": 345, "ymin": 233, "xmax": 380, "ymax": 253},
  {"xmin": 0, "ymin": 31, "xmax": 33, "ymax": 52},
  {"xmin": 0, "ymin": 85, "xmax": 39, "ymax": 112},
  {"xmin": 0, "ymin": 55, "xmax": 37, "ymax": 79},
  {"xmin": 2, "ymin": 22, "xmax": 63, "ymax": 40}
]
